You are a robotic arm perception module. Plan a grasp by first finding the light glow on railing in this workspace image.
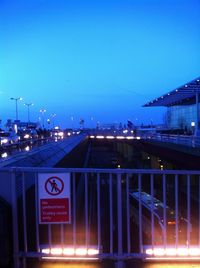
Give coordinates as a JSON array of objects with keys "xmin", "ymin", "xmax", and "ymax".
[
  {"xmin": 41, "ymin": 246, "xmax": 99, "ymax": 260},
  {"xmin": 75, "ymin": 248, "xmax": 87, "ymax": 255},
  {"xmin": 145, "ymin": 246, "xmax": 200, "ymax": 258},
  {"xmin": 50, "ymin": 248, "xmax": 62, "ymax": 255},
  {"xmin": 63, "ymin": 248, "xmax": 75, "ymax": 255},
  {"xmin": 87, "ymin": 248, "xmax": 99, "ymax": 255}
]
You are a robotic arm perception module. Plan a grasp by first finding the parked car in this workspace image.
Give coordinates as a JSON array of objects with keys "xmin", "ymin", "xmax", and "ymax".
[
  {"xmin": 0, "ymin": 131, "xmax": 20, "ymax": 146},
  {"xmin": 18, "ymin": 129, "xmax": 38, "ymax": 141}
]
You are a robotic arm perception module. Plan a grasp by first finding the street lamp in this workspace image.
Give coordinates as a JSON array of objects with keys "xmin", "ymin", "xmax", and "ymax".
[
  {"xmin": 50, "ymin": 113, "xmax": 56, "ymax": 128},
  {"xmin": 24, "ymin": 103, "xmax": 33, "ymax": 123},
  {"xmin": 10, "ymin": 97, "xmax": 22, "ymax": 120},
  {"xmin": 39, "ymin": 109, "xmax": 46, "ymax": 129}
]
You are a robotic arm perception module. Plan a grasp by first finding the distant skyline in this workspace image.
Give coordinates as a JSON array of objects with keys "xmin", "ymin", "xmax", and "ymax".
[{"xmin": 0, "ymin": 0, "xmax": 200, "ymax": 128}]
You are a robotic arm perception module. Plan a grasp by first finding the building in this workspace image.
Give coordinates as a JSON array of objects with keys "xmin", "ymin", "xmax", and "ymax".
[{"xmin": 143, "ymin": 77, "xmax": 200, "ymax": 135}]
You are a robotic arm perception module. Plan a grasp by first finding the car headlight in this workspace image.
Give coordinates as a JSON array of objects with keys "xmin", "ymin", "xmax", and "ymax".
[
  {"xmin": 24, "ymin": 134, "xmax": 30, "ymax": 139},
  {"xmin": 1, "ymin": 138, "xmax": 8, "ymax": 144}
]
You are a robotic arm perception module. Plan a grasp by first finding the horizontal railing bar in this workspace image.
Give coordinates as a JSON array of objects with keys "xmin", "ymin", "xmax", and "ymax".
[
  {"xmin": 1, "ymin": 167, "xmax": 200, "ymax": 175},
  {"xmin": 18, "ymin": 251, "xmax": 146, "ymax": 259}
]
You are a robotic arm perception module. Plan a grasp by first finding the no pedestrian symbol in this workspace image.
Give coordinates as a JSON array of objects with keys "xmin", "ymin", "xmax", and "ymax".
[{"xmin": 45, "ymin": 176, "xmax": 64, "ymax": 196}]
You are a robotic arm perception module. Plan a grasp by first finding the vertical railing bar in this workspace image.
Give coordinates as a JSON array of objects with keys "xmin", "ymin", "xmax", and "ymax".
[
  {"xmin": 109, "ymin": 173, "xmax": 113, "ymax": 254},
  {"xmin": 163, "ymin": 174, "xmax": 167, "ymax": 247},
  {"xmin": 22, "ymin": 172, "xmax": 28, "ymax": 263},
  {"xmin": 97, "ymin": 173, "xmax": 101, "ymax": 252},
  {"xmin": 73, "ymin": 172, "xmax": 76, "ymax": 248},
  {"xmin": 138, "ymin": 173, "xmax": 143, "ymax": 254},
  {"xmin": 187, "ymin": 174, "xmax": 191, "ymax": 247},
  {"xmin": 117, "ymin": 173, "xmax": 123, "ymax": 257},
  {"xmin": 199, "ymin": 175, "xmax": 200, "ymax": 247},
  {"xmin": 150, "ymin": 174, "xmax": 154, "ymax": 249},
  {"xmin": 85, "ymin": 173, "xmax": 89, "ymax": 248},
  {"xmin": 11, "ymin": 169, "xmax": 20, "ymax": 268},
  {"xmin": 175, "ymin": 174, "xmax": 179, "ymax": 248},
  {"xmin": 34, "ymin": 172, "xmax": 40, "ymax": 253},
  {"xmin": 48, "ymin": 224, "xmax": 52, "ymax": 248},
  {"xmin": 126, "ymin": 173, "xmax": 131, "ymax": 253},
  {"xmin": 60, "ymin": 224, "xmax": 64, "ymax": 246}
]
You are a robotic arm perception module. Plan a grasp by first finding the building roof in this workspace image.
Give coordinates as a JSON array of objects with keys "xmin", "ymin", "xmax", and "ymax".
[{"xmin": 143, "ymin": 76, "xmax": 200, "ymax": 107}]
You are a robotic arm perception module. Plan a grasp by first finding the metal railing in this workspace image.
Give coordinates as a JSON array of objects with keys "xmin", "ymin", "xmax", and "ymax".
[
  {"xmin": 149, "ymin": 134, "xmax": 200, "ymax": 148},
  {"xmin": 1, "ymin": 167, "xmax": 200, "ymax": 267}
]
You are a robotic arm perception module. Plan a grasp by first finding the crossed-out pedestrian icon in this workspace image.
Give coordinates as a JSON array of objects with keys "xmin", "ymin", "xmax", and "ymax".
[{"xmin": 45, "ymin": 176, "xmax": 64, "ymax": 196}]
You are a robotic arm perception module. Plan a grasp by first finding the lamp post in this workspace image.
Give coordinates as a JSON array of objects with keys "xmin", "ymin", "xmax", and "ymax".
[
  {"xmin": 39, "ymin": 109, "xmax": 46, "ymax": 129},
  {"xmin": 50, "ymin": 113, "xmax": 56, "ymax": 128},
  {"xmin": 10, "ymin": 97, "xmax": 22, "ymax": 120},
  {"xmin": 24, "ymin": 103, "xmax": 33, "ymax": 123}
]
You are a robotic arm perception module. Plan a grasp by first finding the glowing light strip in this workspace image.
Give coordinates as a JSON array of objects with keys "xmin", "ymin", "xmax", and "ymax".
[
  {"xmin": 146, "ymin": 257, "xmax": 200, "ymax": 261},
  {"xmin": 145, "ymin": 247, "xmax": 200, "ymax": 257},
  {"xmin": 116, "ymin": 136, "xmax": 125, "ymax": 139},
  {"xmin": 106, "ymin": 136, "xmax": 115, "ymax": 139},
  {"xmin": 96, "ymin": 136, "xmax": 105, "ymax": 139},
  {"xmin": 41, "ymin": 247, "xmax": 99, "ymax": 257},
  {"xmin": 126, "ymin": 136, "xmax": 134, "ymax": 140},
  {"xmin": 42, "ymin": 256, "xmax": 99, "ymax": 260}
]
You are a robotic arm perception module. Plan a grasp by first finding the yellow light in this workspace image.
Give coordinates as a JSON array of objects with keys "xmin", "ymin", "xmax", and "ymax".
[
  {"xmin": 165, "ymin": 248, "xmax": 177, "ymax": 256},
  {"xmin": 189, "ymin": 248, "xmax": 200, "ymax": 256},
  {"xmin": 50, "ymin": 248, "xmax": 62, "ymax": 255},
  {"xmin": 42, "ymin": 256, "xmax": 99, "ymax": 260},
  {"xmin": 126, "ymin": 136, "xmax": 134, "ymax": 140},
  {"xmin": 87, "ymin": 248, "xmax": 99, "ymax": 255},
  {"xmin": 146, "ymin": 248, "xmax": 153, "ymax": 255},
  {"xmin": 41, "ymin": 248, "xmax": 50, "ymax": 254},
  {"xmin": 75, "ymin": 248, "xmax": 87, "ymax": 256},
  {"xmin": 63, "ymin": 248, "xmax": 75, "ymax": 255},
  {"xmin": 177, "ymin": 247, "xmax": 188, "ymax": 256},
  {"xmin": 153, "ymin": 248, "xmax": 165, "ymax": 256},
  {"xmin": 136, "ymin": 136, "xmax": 141, "ymax": 140}
]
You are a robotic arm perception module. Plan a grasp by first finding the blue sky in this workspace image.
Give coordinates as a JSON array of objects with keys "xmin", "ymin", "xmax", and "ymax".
[{"xmin": 0, "ymin": 0, "xmax": 200, "ymax": 128}]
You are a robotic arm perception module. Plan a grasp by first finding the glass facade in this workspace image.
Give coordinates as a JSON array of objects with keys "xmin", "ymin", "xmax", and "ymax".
[{"xmin": 166, "ymin": 104, "xmax": 199, "ymax": 130}]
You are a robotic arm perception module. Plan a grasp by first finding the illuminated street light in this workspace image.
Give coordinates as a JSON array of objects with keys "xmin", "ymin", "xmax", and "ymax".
[
  {"xmin": 10, "ymin": 97, "xmax": 22, "ymax": 120},
  {"xmin": 40, "ymin": 109, "xmax": 46, "ymax": 129},
  {"xmin": 24, "ymin": 103, "xmax": 33, "ymax": 122}
]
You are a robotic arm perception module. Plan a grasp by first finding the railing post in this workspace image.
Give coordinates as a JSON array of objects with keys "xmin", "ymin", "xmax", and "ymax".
[
  {"xmin": 11, "ymin": 169, "xmax": 20, "ymax": 268},
  {"xmin": 115, "ymin": 173, "xmax": 124, "ymax": 268}
]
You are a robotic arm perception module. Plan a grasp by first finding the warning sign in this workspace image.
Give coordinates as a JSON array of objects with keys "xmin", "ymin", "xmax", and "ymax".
[
  {"xmin": 45, "ymin": 176, "xmax": 64, "ymax": 196},
  {"xmin": 38, "ymin": 173, "xmax": 71, "ymax": 224}
]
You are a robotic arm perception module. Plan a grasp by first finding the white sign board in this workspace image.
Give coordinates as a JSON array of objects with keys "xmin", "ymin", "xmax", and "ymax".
[{"xmin": 38, "ymin": 173, "xmax": 71, "ymax": 224}]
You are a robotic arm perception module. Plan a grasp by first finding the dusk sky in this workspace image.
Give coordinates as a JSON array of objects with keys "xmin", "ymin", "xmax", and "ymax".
[{"xmin": 0, "ymin": 0, "xmax": 200, "ymax": 128}]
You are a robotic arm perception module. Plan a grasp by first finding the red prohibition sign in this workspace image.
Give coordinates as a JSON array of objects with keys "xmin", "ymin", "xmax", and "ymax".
[{"xmin": 45, "ymin": 176, "xmax": 64, "ymax": 196}]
